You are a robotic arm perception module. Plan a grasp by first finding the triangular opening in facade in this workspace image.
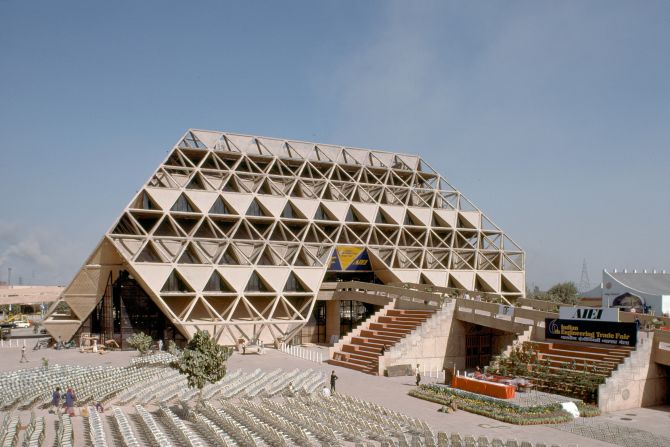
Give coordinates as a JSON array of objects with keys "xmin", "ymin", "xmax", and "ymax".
[
  {"xmin": 204, "ymin": 271, "xmax": 235, "ymax": 293},
  {"xmin": 132, "ymin": 214, "xmax": 161, "ymax": 233},
  {"xmin": 171, "ymin": 194, "xmax": 197, "ymax": 213},
  {"xmin": 154, "ymin": 216, "xmax": 183, "ymax": 237},
  {"xmin": 245, "ymin": 271, "xmax": 271, "ymax": 292},
  {"xmin": 313, "ymin": 204, "xmax": 336, "ymax": 221},
  {"xmin": 186, "ymin": 173, "xmax": 207, "ymax": 190},
  {"xmin": 131, "ymin": 191, "xmax": 160, "ymax": 210},
  {"xmin": 179, "ymin": 131, "xmax": 207, "ymax": 149},
  {"xmin": 281, "ymin": 202, "xmax": 304, "ymax": 219},
  {"xmin": 178, "ymin": 243, "xmax": 205, "ymax": 264},
  {"xmin": 136, "ymin": 242, "xmax": 163, "ymax": 263},
  {"xmin": 161, "ymin": 270, "xmax": 194, "ymax": 293},
  {"xmin": 209, "ymin": 196, "xmax": 232, "ymax": 215},
  {"xmin": 246, "ymin": 199, "xmax": 271, "ymax": 217},
  {"xmin": 283, "ymin": 272, "xmax": 308, "ymax": 292},
  {"xmin": 112, "ymin": 214, "xmax": 143, "ymax": 235}
]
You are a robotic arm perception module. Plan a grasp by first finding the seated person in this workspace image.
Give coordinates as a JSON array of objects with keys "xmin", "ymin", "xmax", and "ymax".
[
  {"xmin": 473, "ymin": 366, "xmax": 484, "ymax": 379},
  {"xmin": 92, "ymin": 399, "xmax": 104, "ymax": 413}
]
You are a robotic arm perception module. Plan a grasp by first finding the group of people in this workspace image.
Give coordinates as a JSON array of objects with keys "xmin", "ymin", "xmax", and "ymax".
[{"xmin": 50, "ymin": 387, "xmax": 103, "ymax": 416}]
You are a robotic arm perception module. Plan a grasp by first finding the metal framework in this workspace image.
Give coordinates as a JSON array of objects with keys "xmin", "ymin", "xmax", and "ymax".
[{"xmin": 43, "ymin": 129, "xmax": 525, "ymax": 344}]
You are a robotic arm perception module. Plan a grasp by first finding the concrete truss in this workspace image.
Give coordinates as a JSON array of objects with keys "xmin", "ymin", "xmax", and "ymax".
[{"xmin": 43, "ymin": 129, "xmax": 525, "ymax": 344}]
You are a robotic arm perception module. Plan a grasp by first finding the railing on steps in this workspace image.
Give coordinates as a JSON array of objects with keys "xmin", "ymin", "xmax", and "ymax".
[
  {"xmin": 379, "ymin": 301, "xmax": 455, "ymax": 375},
  {"xmin": 334, "ymin": 281, "xmax": 444, "ymax": 308},
  {"xmin": 329, "ymin": 299, "xmax": 397, "ymax": 358},
  {"xmin": 279, "ymin": 344, "xmax": 324, "ymax": 363}
]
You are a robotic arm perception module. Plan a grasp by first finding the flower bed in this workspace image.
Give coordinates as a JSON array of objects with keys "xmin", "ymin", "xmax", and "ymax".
[{"xmin": 409, "ymin": 385, "xmax": 600, "ymax": 425}]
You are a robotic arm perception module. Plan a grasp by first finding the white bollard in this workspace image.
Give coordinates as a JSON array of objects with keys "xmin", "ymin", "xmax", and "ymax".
[{"xmin": 23, "ymin": 339, "xmax": 26, "ymax": 347}]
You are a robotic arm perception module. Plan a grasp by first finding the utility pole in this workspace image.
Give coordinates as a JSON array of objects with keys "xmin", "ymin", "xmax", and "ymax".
[{"xmin": 578, "ymin": 259, "xmax": 591, "ymax": 293}]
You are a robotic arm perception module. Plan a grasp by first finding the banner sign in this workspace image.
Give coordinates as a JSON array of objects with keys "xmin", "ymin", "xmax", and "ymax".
[
  {"xmin": 545, "ymin": 319, "xmax": 637, "ymax": 347},
  {"xmin": 498, "ymin": 304, "xmax": 515, "ymax": 318},
  {"xmin": 559, "ymin": 306, "xmax": 619, "ymax": 322},
  {"xmin": 328, "ymin": 246, "xmax": 371, "ymax": 271}
]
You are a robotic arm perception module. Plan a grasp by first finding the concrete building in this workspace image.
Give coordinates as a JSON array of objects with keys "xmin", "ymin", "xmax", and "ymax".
[
  {"xmin": 42, "ymin": 129, "xmax": 525, "ymax": 346},
  {"xmin": 579, "ymin": 269, "xmax": 670, "ymax": 316}
]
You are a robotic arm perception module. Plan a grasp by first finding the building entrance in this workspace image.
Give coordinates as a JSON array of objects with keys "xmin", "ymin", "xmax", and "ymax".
[{"xmin": 77, "ymin": 270, "xmax": 186, "ymax": 348}]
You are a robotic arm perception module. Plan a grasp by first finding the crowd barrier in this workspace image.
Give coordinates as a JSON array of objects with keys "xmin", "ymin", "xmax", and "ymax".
[{"xmin": 279, "ymin": 344, "xmax": 324, "ymax": 363}]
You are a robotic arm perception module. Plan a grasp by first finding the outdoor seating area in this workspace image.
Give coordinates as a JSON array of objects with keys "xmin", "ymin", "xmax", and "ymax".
[{"xmin": 0, "ymin": 360, "xmax": 570, "ymax": 447}]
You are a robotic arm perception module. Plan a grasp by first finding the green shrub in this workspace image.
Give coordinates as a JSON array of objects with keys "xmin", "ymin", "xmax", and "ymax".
[
  {"xmin": 410, "ymin": 385, "xmax": 575, "ymax": 425},
  {"xmin": 127, "ymin": 332, "xmax": 153, "ymax": 355}
]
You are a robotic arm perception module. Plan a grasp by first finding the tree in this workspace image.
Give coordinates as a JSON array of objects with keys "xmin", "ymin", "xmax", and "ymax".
[
  {"xmin": 127, "ymin": 332, "xmax": 153, "ymax": 355},
  {"xmin": 171, "ymin": 330, "xmax": 232, "ymax": 396},
  {"xmin": 534, "ymin": 281, "xmax": 578, "ymax": 305},
  {"xmin": 547, "ymin": 282, "xmax": 578, "ymax": 305}
]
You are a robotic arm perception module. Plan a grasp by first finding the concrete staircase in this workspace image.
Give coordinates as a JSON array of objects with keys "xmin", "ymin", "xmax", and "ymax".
[
  {"xmin": 598, "ymin": 332, "xmax": 668, "ymax": 411},
  {"xmin": 329, "ymin": 308, "xmax": 436, "ymax": 375}
]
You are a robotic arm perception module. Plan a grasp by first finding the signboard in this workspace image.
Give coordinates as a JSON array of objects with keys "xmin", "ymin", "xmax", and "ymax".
[
  {"xmin": 328, "ymin": 246, "xmax": 371, "ymax": 271},
  {"xmin": 498, "ymin": 304, "xmax": 515, "ymax": 318},
  {"xmin": 545, "ymin": 319, "xmax": 637, "ymax": 347},
  {"xmin": 559, "ymin": 306, "xmax": 619, "ymax": 322}
]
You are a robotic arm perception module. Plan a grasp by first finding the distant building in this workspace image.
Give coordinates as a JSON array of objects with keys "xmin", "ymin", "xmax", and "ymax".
[{"xmin": 579, "ymin": 269, "xmax": 670, "ymax": 315}]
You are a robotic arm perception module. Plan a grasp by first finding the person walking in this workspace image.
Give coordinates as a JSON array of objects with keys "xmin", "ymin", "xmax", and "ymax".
[
  {"xmin": 330, "ymin": 370, "xmax": 338, "ymax": 394},
  {"xmin": 380, "ymin": 345, "xmax": 385, "ymax": 356},
  {"xmin": 50, "ymin": 387, "xmax": 62, "ymax": 414},
  {"xmin": 64, "ymin": 387, "xmax": 77, "ymax": 417},
  {"xmin": 415, "ymin": 370, "xmax": 421, "ymax": 386},
  {"xmin": 20, "ymin": 345, "xmax": 28, "ymax": 363}
]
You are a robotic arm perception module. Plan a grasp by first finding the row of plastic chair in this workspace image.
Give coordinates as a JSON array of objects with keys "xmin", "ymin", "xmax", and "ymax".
[
  {"xmin": 134, "ymin": 404, "xmax": 173, "ymax": 447},
  {"xmin": 87, "ymin": 406, "xmax": 107, "ymax": 447},
  {"xmin": 111, "ymin": 406, "xmax": 140, "ymax": 447},
  {"xmin": 22, "ymin": 413, "xmax": 45, "ymax": 447},
  {"xmin": 159, "ymin": 406, "xmax": 207, "ymax": 447},
  {"xmin": 219, "ymin": 400, "xmax": 290, "ymax": 447},
  {"xmin": 0, "ymin": 415, "xmax": 19, "ymax": 447},
  {"xmin": 55, "ymin": 413, "xmax": 73, "ymax": 447}
]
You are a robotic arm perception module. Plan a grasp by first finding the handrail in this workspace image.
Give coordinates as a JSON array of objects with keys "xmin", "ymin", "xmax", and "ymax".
[
  {"xmin": 334, "ymin": 281, "xmax": 443, "ymax": 308},
  {"xmin": 388, "ymin": 282, "xmax": 513, "ymax": 306}
]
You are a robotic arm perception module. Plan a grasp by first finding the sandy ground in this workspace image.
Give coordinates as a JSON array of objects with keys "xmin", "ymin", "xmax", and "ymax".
[{"xmin": 2, "ymin": 344, "xmax": 669, "ymax": 446}]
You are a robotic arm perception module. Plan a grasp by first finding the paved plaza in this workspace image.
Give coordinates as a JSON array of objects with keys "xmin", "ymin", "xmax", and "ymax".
[{"xmin": 1, "ymin": 344, "xmax": 669, "ymax": 446}]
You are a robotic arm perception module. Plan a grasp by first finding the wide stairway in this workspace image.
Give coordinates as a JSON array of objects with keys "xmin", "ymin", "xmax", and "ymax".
[
  {"xmin": 492, "ymin": 340, "xmax": 635, "ymax": 401},
  {"xmin": 527, "ymin": 340, "xmax": 633, "ymax": 375},
  {"xmin": 329, "ymin": 308, "xmax": 435, "ymax": 375}
]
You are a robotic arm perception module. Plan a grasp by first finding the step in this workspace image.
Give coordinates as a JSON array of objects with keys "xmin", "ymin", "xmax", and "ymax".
[
  {"xmin": 332, "ymin": 352, "xmax": 375, "ymax": 367},
  {"xmin": 327, "ymin": 359, "xmax": 373, "ymax": 373},
  {"xmin": 342, "ymin": 344, "xmax": 384, "ymax": 356},
  {"xmin": 387, "ymin": 316, "xmax": 431, "ymax": 325},
  {"xmin": 528, "ymin": 344, "xmax": 629, "ymax": 363},
  {"xmin": 537, "ymin": 348, "xmax": 626, "ymax": 364},
  {"xmin": 527, "ymin": 341, "xmax": 633, "ymax": 357},
  {"xmin": 341, "ymin": 345, "xmax": 379, "ymax": 359},
  {"xmin": 359, "ymin": 330, "xmax": 403, "ymax": 343},
  {"xmin": 536, "ymin": 354, "xmax": 619, "ymax": 371},
  {"xmin": 367, "ymin": 328, "xmax": 412, "ymax": 339},
  {"xmin": 386, "ymin": 309, "xmax": 435, "ymax": 318},
  {"xmin": 368, "ymin": 322, "xmax": 413, "ymax": 334},
  {"xmin": 376, "ymin": 317, "xmax": 421, "ymax": 328},
  {"xmin": 337, "ymin": 350, "xmax": 378, "ymax": 363}
]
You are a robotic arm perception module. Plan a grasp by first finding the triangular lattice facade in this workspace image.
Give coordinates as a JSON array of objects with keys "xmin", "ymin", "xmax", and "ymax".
[{"xmin": 43, "ymin": 129, "xmax": 525, "ymax": 345}]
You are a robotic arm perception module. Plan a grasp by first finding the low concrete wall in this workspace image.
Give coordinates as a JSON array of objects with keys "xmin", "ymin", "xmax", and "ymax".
[
  {"xmin": 598, "ymin": 332, "xmax": 669, "ymax": 412},
  {"xmin": 379, "ymin": 301, "xmax": 465, "ymax": 375}
]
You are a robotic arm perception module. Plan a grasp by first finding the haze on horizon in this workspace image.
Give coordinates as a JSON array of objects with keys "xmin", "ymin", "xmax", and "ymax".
[{"xmin": 0, "ymin": 1, "xmax": 668, "ymax": 291}]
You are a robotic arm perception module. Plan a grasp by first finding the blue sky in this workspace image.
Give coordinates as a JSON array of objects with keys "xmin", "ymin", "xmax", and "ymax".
[{"xmin": 0, "ymin": 1, "xmax": 668, "ymax": 289}]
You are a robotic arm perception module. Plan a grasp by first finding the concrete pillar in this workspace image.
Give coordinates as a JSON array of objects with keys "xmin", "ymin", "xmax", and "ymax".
[{"xmin": 325, "ymin": 300, "xmax": 340, "ymax": 345}]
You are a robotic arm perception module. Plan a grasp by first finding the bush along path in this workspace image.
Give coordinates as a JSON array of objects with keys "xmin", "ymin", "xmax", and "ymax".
[{"xmin": 409, "ymin": 385, "xmax": 600, "ymax": 425}]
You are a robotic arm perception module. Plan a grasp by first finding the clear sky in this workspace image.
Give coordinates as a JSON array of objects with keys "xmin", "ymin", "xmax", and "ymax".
[{"xmin": 0, "ymin": 1, "xmax": 668, "ymax": 290}]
